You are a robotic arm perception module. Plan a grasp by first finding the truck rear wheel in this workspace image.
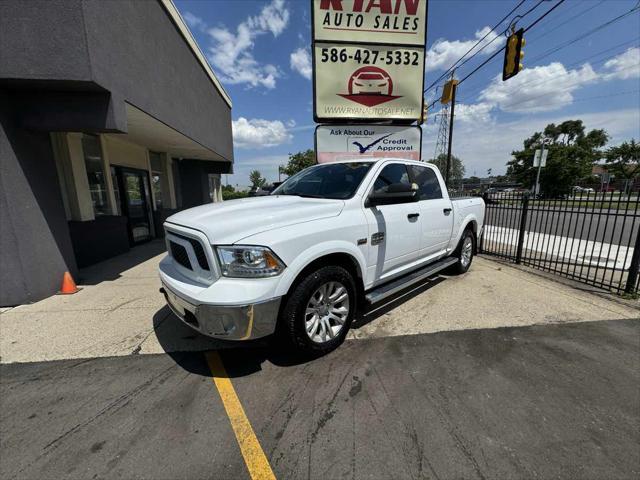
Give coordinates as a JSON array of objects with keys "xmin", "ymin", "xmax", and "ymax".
[
  {"xmin": 450, "ymin": 229, "xmax": 475, "ymax": 274},
  {"xmin": 281, "ymin": 265, "xmax": 356, "ymax": 354}
]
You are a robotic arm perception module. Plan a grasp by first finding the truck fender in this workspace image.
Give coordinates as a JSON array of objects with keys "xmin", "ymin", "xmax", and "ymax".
[
  {"xmin": 274, "ymin": 241, "xmax": 367, "ymax": 298},
  {"xmin": 451, "ymin": 213, "xmax": 479, "ymax": 252}
]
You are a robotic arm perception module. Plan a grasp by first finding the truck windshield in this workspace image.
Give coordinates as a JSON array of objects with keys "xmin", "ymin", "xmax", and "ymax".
[{"xmin": 271, "ymin": 162, "xmax": 373, "ymax": 199}]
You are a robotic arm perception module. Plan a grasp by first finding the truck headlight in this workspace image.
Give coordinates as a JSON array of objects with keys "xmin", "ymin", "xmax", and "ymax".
[{"xmin": 215, "ymin": 246, "xmax": 285, "ymax": 278}]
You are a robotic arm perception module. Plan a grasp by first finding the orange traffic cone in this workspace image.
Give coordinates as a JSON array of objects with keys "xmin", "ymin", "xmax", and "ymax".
[{"xmin": 58, "ymin": 271, "xmax": 79, "ymax": 295}]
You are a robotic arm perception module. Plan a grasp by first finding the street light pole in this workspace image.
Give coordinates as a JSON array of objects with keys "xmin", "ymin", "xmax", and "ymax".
[
  {"xmin": 445, "ymin": 79, "xmax": 457, "ymax": 189},
  {"xmin": 534, "ymin": 140, "xmax": 545, "ymax": 196}
]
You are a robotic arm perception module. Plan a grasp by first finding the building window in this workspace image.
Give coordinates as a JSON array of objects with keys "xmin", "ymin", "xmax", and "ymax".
[
  {"xmin": 81, "ymin": 134, "xmax": 109, "ymax": 216},
  {"xmin": 150, "ymin": 152, "xmax": 167, "ymax": 210}
]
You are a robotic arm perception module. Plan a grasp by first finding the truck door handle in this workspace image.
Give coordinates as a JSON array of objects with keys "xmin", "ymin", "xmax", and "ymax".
[
  {"xmin": 443, "ymin": 208, "xmax": 452, "ymax": 215},
  {"xmin": 407, "ymin": 213, "xmax": 420, "ymax": 220}
]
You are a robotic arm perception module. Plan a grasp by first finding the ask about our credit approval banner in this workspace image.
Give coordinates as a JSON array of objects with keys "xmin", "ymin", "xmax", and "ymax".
[{"xmin": 312, "ymin": 0, "xmax": 428, "ymax": 123}]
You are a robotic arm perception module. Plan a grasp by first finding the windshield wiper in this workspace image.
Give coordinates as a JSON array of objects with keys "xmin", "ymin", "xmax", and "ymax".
[{"xmin": 274, "ymin": 192, "xmax": 326, "ymax": 198}]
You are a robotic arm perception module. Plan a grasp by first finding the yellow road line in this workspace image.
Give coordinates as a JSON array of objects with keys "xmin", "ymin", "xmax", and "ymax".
[{"xmin": 206, "ymin": 351, "xmax": 276, "ymax": 480}]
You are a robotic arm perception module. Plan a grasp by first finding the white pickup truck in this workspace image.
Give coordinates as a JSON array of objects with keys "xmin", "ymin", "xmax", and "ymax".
[{"xmin": 159, "ymin": 158, "xmax": 485, "ymax": 353}]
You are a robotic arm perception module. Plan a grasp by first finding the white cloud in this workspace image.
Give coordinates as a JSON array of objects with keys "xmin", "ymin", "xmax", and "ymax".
[
  {"xmin": 183, "ymin": 11, "xmax": 205, "ymax": 31},
  {"xmin": 454, "ymin": 102, "xmax": 494, "ymax": 124},
  {"xmin": 232, "ymin": 117, "xmax": 293, "ymax": 149},
  {"xmin": 247, "ymin": 0, "xmax": 290, "ymax": 36},
  {"xmin": 426, "ymin": 27, "xmax": 503, "ymax": 72},
  {"xmin": 422, "ymin": 109, "xmax": 640, "ymax": 176},
  {"xmin": 189, "ymin": 0, "xmax": 289, "ymax": 89},
  {"xmin": 290, "ymin": 48, "xmax": 312, "ymax": 79},
  {"xmin": 602, "ymin": 47, "xmax": 640, "ymax": 81},
  {"xmin": 479, "ymin": 62, "xmax": 598, "ymax": 113}
]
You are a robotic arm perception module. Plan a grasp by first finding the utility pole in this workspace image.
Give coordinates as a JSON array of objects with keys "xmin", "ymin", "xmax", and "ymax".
[
  {"xmin": 278, "ymin": 165, "xmax": 282, "ymax": 182},
  {"xmin": 445, "ymin": 74, "xmax": 457, "ymax": 188},
  {"xmin": 534, "ymin": 140, "xmax": 545, "ymax": 196}
]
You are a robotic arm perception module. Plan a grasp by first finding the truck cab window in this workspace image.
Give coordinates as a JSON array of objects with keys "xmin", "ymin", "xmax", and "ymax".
[
  {"xmin": 373, "ymin": 163, "xmax": 411, "ymax": 194},
  {"xmin": 410, "ymin": 165, "xmax": 443, "ymax": 200}
]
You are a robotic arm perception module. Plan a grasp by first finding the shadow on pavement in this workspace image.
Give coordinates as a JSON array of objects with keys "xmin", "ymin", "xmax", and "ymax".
[
  {"xmin": 154, "ymin": 275, "xmax": 449, "ymax": 378},
  {"xmin": 78, "ymin": 239, "xmax": 166, "ymax": 285},
  {"xmin": 353, "ymin": 275, "xmax": 447, "ymax": 329}
]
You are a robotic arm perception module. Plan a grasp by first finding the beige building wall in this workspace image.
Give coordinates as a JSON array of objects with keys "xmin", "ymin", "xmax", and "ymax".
[{"xmin": 102, "ymin": 135, "xmax": 149, "ymax": 170}]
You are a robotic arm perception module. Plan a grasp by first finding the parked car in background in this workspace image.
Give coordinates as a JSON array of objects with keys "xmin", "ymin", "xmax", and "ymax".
[
  {"xmin": 248, "ymin": 186, "xmax": 271, "ymax": 197},
  {"xmin": 485, "ymin": 187, "xmax": 525, "ymax": 203},
  {"xmin": 572, "ymin": 186, "xmax": 596, "ymax": 194},
  {"xmin": 159, "ymin": 159, "xmax": 485, "ymax": 354}
]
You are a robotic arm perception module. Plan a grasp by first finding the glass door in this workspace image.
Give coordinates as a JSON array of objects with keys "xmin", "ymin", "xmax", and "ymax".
[{"xmin": 116, "ymin": 167, "xmax": 153, "ymax": 244}]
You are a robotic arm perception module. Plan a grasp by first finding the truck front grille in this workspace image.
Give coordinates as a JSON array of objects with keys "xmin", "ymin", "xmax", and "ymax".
[
  {"xmin": 169, "ymin": 241, "xmax": 191, "ymax": 270},
  {"xmin": 169, "ymin": 233, "xmax": 210, "ymax": 271}
]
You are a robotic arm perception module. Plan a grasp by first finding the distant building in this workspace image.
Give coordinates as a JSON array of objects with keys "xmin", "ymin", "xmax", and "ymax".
[{"xmin": 1, "ymin": 0, "xmax": 234, "ymax": 305}]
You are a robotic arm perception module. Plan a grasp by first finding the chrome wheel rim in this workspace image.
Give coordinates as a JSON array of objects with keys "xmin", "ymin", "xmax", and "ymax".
[
  {"xmin": 305, "ymin": 281, "xmax": 350, "ymax": 344},
  {"xmin": 461, "ymin": 236, "xmax": 473, "ymax": 268}
]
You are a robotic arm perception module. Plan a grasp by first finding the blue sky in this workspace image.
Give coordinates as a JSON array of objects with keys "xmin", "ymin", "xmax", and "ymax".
[{"xmin": 175, "ymin": 0, "xmax": 640, "ymax": 186}]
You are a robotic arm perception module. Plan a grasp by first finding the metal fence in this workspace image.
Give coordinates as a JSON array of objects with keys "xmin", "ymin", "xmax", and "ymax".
[{"xmin": 478, "ymin": 191, "xmax": 640, "ymax": 295}]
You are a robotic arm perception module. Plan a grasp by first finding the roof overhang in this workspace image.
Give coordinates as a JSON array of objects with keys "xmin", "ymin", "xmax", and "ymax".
[{"xmin": 125, "ymin": 103, "xmax": 229, "ymax": 162}]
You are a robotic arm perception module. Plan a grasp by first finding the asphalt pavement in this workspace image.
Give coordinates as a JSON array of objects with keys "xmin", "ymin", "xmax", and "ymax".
[
  {"xmin": 485, "ymin": 204, "xmax": 638, "ymax": 246},
  {"xmin": 2, "ymin": 319, "xmax": 639, "ymax": 480}
]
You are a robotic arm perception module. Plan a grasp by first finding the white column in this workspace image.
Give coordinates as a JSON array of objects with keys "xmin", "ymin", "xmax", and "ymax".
[
  {"xmin": 64, "ymin": 133, "xmax": 95, "ymax": 221},
  {"xmin": 165, "ymin": 154, "xmax": 177, "ymax": 209},
  {"xmin": 99, "ymin": 135, "xmax": 118, "ymax": 216}
]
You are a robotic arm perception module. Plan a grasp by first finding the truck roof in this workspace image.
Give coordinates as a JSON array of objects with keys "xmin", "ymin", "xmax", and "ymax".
[{"xmin": 323, "ymin": 158, "xmax": 435, "ymax": 167}]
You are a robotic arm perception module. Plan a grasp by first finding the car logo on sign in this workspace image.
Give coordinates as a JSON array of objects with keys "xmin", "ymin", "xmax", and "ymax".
[{"xmin": 338, "ymin": 66, "xmax": 401, "ymax": 107}]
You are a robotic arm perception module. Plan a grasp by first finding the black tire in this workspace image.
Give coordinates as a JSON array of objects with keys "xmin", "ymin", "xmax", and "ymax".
[
  {"xmin": 450, "ymin": 229, "xmax": 475, "ymax": 275},
  {"xmin": 280, "ymin": 265, "xmax": 356, "ymax": 354}
]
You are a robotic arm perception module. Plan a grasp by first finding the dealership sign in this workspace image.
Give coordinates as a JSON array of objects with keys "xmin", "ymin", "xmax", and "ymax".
[
  {"xmin": 311, "ymin": 0, "xmax": 427, "ymax": 123},
  {"xmin": 313, "ymin": 43, "xmax": 424, "ymax": 121},
  {"xmin": 315, "ymin": 125, "xmax": 422, "ymax": 163},
  {"xmin": 312, "ymin": 0, "xmax": 427, "ymax": 46}
]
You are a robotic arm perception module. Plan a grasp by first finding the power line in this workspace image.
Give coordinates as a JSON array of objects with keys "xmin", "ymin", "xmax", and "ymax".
[
  {"xmin": 456, "ymin": 37, "xmax": 640, "ymax": 103},
  {"xmin": 423, "ymin": 0, "xmax": 528, "ymax": 93},
  {"xmin": 528, "ymin": 4, "xmax": 640, "ymax": 64},
  {"xmin": 528, "ymin": 0, "xmax": 606, "ymax": 42},
  {"xmin": 425, "ymin": 0, "xmax": 638, "ymax": 117},
  {"xmin": 428, "ymin": 89, "xmax": 639, "ymax": 121},
  {"xmin": 459, "ymin": 6, "xmax": 639, "ymax": 98},
  {"xmin": 501, "ymin": 88, "xmax": 640, "ymax": 111},
  {"xmin": 496, "ymin": 64, "xmax": 640, "ymax": 110},
  {"xmin": 455, "ymin": 0, "xmax": 569, "ymax": 86}
]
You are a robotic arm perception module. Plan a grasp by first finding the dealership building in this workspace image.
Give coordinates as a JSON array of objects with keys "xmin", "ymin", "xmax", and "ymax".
[{"xmin": 0, "ymin": 0, "xmax": 234, "ymax": 306}]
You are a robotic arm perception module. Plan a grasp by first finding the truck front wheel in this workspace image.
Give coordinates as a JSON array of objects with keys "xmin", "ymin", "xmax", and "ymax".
[{"xmin": 281, "ymin": 265, "xmax": 356, "ymax": 354}]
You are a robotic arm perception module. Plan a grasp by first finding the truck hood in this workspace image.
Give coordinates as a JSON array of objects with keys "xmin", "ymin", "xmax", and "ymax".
[{"xmin": 165, "ymin": 195, "xmax": 345, "ymax": 244}]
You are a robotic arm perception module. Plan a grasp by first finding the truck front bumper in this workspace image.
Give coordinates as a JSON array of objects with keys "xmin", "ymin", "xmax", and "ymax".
[{"xmin": 160, "ymin": 283, "xmax": 281, "ymax": 340}]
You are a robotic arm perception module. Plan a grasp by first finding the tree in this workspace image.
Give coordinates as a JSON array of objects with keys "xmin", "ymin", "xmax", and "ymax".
[
  {"xmin": 506, "ymin": 120, "xmax": 608, "ymax": 197},
  {"xmin": 605, "ymin": 139, "xmax": 640, "ymax": 193},
  {"xmin": 221, "ymin": 183, "xmax": 248, "ymax": 200},
  {"xmin": 428, "ymin": 154, "xmax": 465, "ymax": 182},
  {"xmin": 280, "ymin": 149, "xmax": 316, "ymax": 177},
  {"xmin": 249, "ymin": 170, "xmax": 266, "ymax": 189}
]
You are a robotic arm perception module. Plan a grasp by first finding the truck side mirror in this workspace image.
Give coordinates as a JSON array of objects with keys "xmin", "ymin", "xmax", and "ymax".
[{"xmin": 368, "ymin": 182, "xmax": 418, "ymax": 206}]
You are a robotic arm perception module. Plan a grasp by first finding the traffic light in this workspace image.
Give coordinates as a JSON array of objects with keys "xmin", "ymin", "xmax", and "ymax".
[
  {"xmin": 440, "ymin": 79, "xmax": 459, "ymax": 104},
  {"xmin": 503, "ymin": 28, "xmax": 525, "ymax": 81}
]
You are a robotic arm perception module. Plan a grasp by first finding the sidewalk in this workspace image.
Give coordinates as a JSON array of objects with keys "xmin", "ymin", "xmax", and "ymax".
[{"xmin": 1, "ymin": 241, "xmax": 637, "ymax": 364}]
